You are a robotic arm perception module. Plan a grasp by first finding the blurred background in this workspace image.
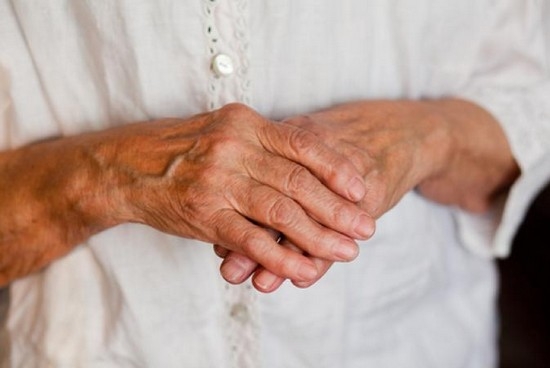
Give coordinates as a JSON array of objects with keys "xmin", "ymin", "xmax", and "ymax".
[{"xmin": 498, "ymin": 181, "xmax": 550, "ymax": 368}]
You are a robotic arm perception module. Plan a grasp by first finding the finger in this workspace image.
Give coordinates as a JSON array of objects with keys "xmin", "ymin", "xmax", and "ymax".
[
  {"xmin": 281, "ymin": 239, "xmax": 334, "ymax": 288},
  {"xmin": 228, "ymin": 180, "xmax": 360, "ymax": 262},
  {"xmin": 252, "ymin": 267, "xmax": 286, "ymax": 293},
  {"xmin": 220, "ymin": 252, "xmax": 260, "ymax": 285},
  {"xmin": 257, "ymin": 121, "xmax": 367, "ymax": 202},
  {"xmin": 213, "ymin": 244, "xmax": 229, "ymax": 258},
  {"xmin": 218, "ymin": 228, "xmax": 280, "ymax": 284},
  {"xmin": 282, "ymin": 115, "xmax": 370, "ymax": 177},
  {"xmin": 291, "ymin": 257, "xmax": 333, "ymax": 288},
  {"xmin": 213, "ymin": 210, "xmax": 319, "ymax": 283},
  {"xmin": 244, "ymin": 152, "xmax": 375, "ymax": 240},
  {"xmin": 252, "ymin": 240, "xmax": 334, "ymax": 292}
]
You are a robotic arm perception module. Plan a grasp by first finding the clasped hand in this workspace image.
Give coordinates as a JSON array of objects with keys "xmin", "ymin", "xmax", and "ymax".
[
  {"xmin": 1, "ymin": 99, "xmax": 516, "ymax": 289},
  {"xmin": 217, "ymin": 99, "xmax": 519, "ymax": 292}
]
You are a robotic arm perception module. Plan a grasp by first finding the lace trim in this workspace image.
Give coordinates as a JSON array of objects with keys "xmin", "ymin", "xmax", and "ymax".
[
  {"xmin": 232, "ymin": 0, "xmax": 252, "ymax": 106},
  {"xmin": 202, "ymin": 0, "xmax": 251, "ymax": 111},
  {"xmin": 203, "ymin": 0, "xmax": 222, "ymax": 111}
]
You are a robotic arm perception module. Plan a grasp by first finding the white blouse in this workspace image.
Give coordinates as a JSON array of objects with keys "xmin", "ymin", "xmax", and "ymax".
[{"xmin": 0, "ymin": 1, "xmax": 549, "ymax": 367}]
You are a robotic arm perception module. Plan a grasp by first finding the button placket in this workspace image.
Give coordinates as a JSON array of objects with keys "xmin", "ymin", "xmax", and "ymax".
[
  {"xmin": 223, "ymin": 281, "xmax": 260, "ymax": 368},
  {"xmin": 204, "ymin": 2, "xmax": 258, "ymax": 367}
]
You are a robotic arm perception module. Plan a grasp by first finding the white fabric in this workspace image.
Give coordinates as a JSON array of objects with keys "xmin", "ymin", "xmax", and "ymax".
[{"xmin": 0, "ymin": 0, "xmax": 548, "ymax": 367}]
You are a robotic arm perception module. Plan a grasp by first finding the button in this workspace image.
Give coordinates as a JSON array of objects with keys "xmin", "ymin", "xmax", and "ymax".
[
  {"xmin": 229, "ymin": 303, "xmax": 249, "ymax": 323},
  {"xmin": 211, "ymin": 54, "xmax": 234, "ymax": 77}
]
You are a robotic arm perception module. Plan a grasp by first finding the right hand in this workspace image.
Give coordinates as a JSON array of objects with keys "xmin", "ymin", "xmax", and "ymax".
[
  {"xmin": 128, "ymin": 104, "xmax": 374, "ymax": 282},
  {"xmin": 86, "ymin": 103, "xmax": 375, "ymax": 283}
]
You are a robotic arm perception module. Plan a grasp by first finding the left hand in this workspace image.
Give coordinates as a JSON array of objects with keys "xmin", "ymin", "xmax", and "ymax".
[{"xmin": 217, "ymin": 98, "xmax": 520, "ymax": 292}]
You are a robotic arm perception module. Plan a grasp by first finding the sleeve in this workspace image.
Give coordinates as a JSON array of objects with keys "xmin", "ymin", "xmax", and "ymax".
[{"xmin": 454, "ymin": 0, "xmax": 550, "ymax": 259}]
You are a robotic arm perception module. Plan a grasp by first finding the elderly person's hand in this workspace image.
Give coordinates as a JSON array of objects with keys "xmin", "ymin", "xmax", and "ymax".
[
  {"xmin": 219, "ymin": 98, "xmax": 520, "ymax": 292},
  {"xmin": 0, "ymin": 103, "xmax": 375, "ymax": 286}
]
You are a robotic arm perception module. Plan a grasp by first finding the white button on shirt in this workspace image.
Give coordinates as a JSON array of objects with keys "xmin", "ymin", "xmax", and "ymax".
[
  {"xmin": 1, "ymin": 1, "xmax": 549, "ymax": 368},
  {"xmin": 212, "ymin": 54, "xmax": 235, "ymax": 77}
]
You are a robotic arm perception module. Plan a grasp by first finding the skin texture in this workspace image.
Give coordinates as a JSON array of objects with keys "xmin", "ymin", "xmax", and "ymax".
[
  {"xmin": 217, "ymin": 98, "xmax": 520, "ymax": 292},
  {"xmin": 0, "ymin": 103, "xmax": 375, "ymax": 287}
]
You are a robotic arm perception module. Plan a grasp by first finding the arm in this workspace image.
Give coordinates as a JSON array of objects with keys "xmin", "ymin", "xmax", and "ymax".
[{"xmin": 0, "ymin": 103, "xmax": 375, "ymax": 286}]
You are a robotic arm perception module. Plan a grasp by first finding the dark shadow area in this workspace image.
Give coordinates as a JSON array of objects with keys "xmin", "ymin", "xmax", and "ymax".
[{"xmin": 498, "ymin": 181, "xmax": 550, "ymax": 368}]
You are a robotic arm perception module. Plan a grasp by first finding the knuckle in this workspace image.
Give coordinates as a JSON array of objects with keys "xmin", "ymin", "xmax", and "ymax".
[
  {"xmin": 194, "ymin": 133, "xmax": 243, "ymax": 170},
  {"xmin": 309, "ymin": 232, "xmax": 334, "ymax": 256},
  {"xmin": 324, "ymin": 150, "xmax": 361, "ymax": 181},
  {"xmin": 239, "ymin": 231, "xmax": 283, "ymax": 270},
  {"xmin": 269, "ymin": 249, "xmax": 300, "ymax": 278},
  {"xmin": 279, "ymin": 259, "xmax": 298, "ymax": 278},
  {"xmin": 325, "ymin": 201, "xmax": 351, "ymax": 225},
  {"xmin": 211, "ymin": 211, "xmax": 234, "ymax": 241},
  {"xmin": 218, "ymin": 102, "xmax": 252, "ymax": 120},
  {"xmin": 364, "ymin": 181, "xmax": 389, "ymax": 218},
  {"xmin": 205, "ymin": 105, "xmax": 260, "ymax": 161},
  {"xmin": 266, "ymin": 196, "xmax": 297, "ymax": 228},
  {"xmin": 284, "ymin": 165, "xmax": 315, "ymax": 195},
  {"xmin": 288, "ymin": 127, "xmax": 318, "ymax": 154},
  {"xmin": 347, "ymin": 148, "xmax": 367, "ymax": 174},
  {"xmin": 224, "ymin": 102, "xmax": 248, "ymax": 111},
  {"xmin": 239, "ymin": 228, "xmax": 266, "ymax": 255},
  {"xmin": 208, "ymin": 133, "xmax": 240, "ymax": 160}
]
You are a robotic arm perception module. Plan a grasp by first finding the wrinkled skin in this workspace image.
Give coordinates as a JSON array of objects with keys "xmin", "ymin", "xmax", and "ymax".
[
  {"xmin": 0, "ymin": 103, "xmax": 375, "ymax": 286},
  {"xmin": 217, "ymin": 98, "xmax": 520, "ymax": 292}
]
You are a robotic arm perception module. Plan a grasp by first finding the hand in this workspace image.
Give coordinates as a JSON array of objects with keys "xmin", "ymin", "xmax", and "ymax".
[
  {"xmin": 219, "ymin": 98, "xmax": 519, "ymax": 292},
  {"xmin": 289, "ymin": 99, "xmax": 519, "ymax": 214},
  {"xmin": 0, "ymin": 103, "xmax": 375, "ymax": 285}
]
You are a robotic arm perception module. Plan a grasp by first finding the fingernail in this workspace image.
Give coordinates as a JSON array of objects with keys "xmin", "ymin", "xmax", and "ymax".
[
  {"xmin": 220, "ymin": 259, "xmax": 246, "ymax": 284},
  {"xmin": 293, "ymin": 280, "xmax": 314, "ymax": 288},
  {"xmin": 348, "ymin": 176, "xmax": 366, "ymax": 202},
  {"xmin": 354, "ymin": 214, "xmax": 375, "ymax": 239},
  {"xmin": 335, "ymin": 240, "xmax": 359, "ymax": 261},
  {"xmin": 297, "ymin": 263, "xmax": 318, "ymax": 281},
  {"xmin": 254, "ymin": 271, "xmax": 280, "ymax": 291}
]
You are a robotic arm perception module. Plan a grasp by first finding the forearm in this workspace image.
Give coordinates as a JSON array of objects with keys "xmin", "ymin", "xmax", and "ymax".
[
  {"xmin": 0, "ymin": 119, "xmax": 203, "ymax": 285},
  {"xmin": 416, "ymin": 97, "xmax": 520, "ymax": 212},
  {"xmin": 0, "ymin": 135, "xmax": 125, "ymax": 286}
]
